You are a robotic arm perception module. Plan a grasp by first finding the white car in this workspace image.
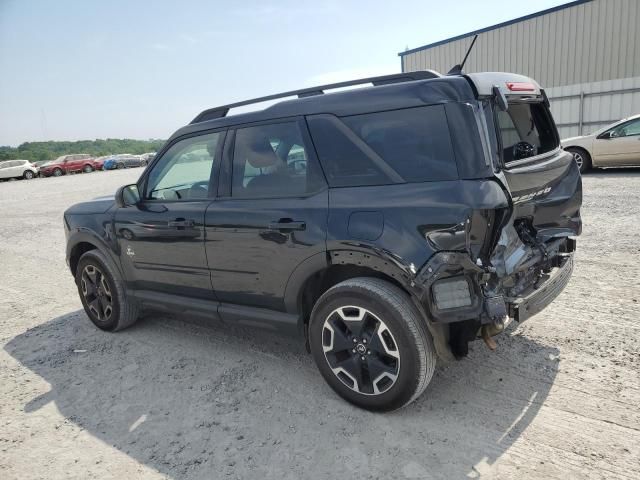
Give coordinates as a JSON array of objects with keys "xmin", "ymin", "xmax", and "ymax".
[
  {"xmin": 0, "ymin": 159, "xmax": 39, "ymax": 181},
  {"xmin": 562, "ymin": 114, "xmax": 640, "ymax": 172}
]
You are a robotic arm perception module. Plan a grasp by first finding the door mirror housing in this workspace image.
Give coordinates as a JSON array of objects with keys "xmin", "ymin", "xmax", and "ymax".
[{"xmin": 115, "ymin": 184, "xmax": 140, "ymax": 207}]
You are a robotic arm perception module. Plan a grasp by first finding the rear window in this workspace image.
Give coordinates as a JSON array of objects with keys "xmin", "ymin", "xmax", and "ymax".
[
  {"xmin": 308, "ymin": 105, "xmax": 458, "ymax": 187},
  {"xmin": 497, "ymin": 103, "xmax": 559, "ymax": 164}
]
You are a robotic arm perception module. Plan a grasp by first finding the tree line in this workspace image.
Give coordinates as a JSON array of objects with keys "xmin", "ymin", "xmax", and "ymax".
[{"xmin": 0, "ymin": 138, "xmax": 166, "ymax": 162}]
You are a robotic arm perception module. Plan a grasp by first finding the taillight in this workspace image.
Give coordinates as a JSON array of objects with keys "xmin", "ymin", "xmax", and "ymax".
[{"xmin": 506, "ymin": 82, "xmax": 536, "ymax": 92}]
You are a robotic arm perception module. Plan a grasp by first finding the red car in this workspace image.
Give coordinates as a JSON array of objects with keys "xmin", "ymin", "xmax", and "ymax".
[{"xmin": 39, "ymin": 154, "xmax": 100, "ymax": 177}]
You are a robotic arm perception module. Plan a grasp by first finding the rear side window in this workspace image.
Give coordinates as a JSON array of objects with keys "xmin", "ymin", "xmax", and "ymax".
[{"xmin": 308, "ymin": 105, "xmax": 458, "ymax": 187}]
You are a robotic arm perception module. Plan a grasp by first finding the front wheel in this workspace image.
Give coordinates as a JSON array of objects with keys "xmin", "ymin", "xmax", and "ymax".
[
  {"xmin": 116, "ymin": 162, "xmax": 125, "ymax": 169},
  {"xmin": 309, "ymin": 278, "xmax": 436, "ymax": 411},
  {"xmin": 23, "ymin": 170, "xmax": 34, "ymax": 180},
  {"xmin": 52, "ymin": 168, "xmax": 63, "ymax": 177},
  {"xmin": 76, "ymin": 249, "xmax": 139, "ymax": 331},
  {"xmin": 83, "ymin": 164, "xmax": 94, "ymax": 173}
]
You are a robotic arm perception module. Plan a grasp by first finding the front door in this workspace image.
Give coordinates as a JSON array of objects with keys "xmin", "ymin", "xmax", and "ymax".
[
  {"xmin": 205, "ymin": 119, "xmax": 328, "ymax": 312},
  {"xmin": 593, "ymin": 118, "xmax": 640, "ymax": 166},
  {"xmin": 114, "ymin": 130, "xmax": 225, "ymax": 299}
]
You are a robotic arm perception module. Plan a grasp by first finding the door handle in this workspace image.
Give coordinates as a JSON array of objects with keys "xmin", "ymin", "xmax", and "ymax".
[
  {"xmin": 168, "ymin": 219, "xmax": 195, "ymax": 228},
  {"xmin": 268, "ymin": 219, "xmax": 306, "ymax": 231}
]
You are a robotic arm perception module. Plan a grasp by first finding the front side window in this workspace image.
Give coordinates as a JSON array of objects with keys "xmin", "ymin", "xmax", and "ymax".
[
  {"xmin": 231, "ymin": 122, "xmax": 320, "ymax": 198},
  {"xmin": 146, "ymin": 131, "xmax": 222, "ymax": 201},
  {"xmin": 497, "ymin": 102, "xmax": 559, "ymax": 163},
  {"xmin": 611, "ymin": 118, "xmax": 640, "ymax": 137}
]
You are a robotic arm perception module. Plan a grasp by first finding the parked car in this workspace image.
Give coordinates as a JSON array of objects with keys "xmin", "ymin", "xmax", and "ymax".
[
  {"xmin": 140, "ymin": 152, "xmax": 156, "ymax": 164},
  {"xmin": 92, "ymin": 156, "xmax": 110, "ymax": 171},
  {"xmin": 0, "ymin": 159, "xmax": 39, "ymax": 180},
  {"xmin": 39, "ymin": 154, "xmax": 98, "ymax": 177},
  {"xmin": 64, "ymin": 70, "xmax": 581, "ymax": 411},
  {"xmin": 562, "ymin": 114, "xmax": 640, "ymax": 172},
  {"xmin": 103, "ymin": 154, "xmax": 147, "ymax": 170}
]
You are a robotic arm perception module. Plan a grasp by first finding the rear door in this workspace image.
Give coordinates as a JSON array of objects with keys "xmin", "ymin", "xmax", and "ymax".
[
  {"xmin": 9, "ymin": 160, "xmax": 22, "ymax": 178},
  {"xmin": 62, "ymin": 157, "xmax": 75, "ymax": 173},
  {"xmin": 114, "ymin": 130, "xmax": 225, "ymax": 299},
  {"xmin": 204, "ymin": 118, "xmax": 328, "ymax": 312},
  {"xmin": 592, "ymin": 118, "xmax": 640, "ymax": 166}
]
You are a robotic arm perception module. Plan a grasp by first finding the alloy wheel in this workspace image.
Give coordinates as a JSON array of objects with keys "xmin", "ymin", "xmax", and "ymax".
[
  {"xmin": 322, "ymin": 306, "xmax": 400, "ymax": 395},
  {"xmin": 81, "ymin": 264, "xmax": 113, "ymax": 321},
  {"xmin": 572, "ymin": 151, "xmax": 583, "ymax": 169}
]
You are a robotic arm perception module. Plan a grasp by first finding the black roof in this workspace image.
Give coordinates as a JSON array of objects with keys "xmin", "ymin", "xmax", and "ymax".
[{"xmin": 169, "ymin": 73, "xmax": 477, "ymax": 143}]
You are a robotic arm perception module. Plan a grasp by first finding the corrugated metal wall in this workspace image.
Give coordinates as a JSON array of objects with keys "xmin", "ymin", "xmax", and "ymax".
[
  {"xmin": 547, "ymin": 76, "xmax": 640, "ymax": 138},
  {"xmin": 401, "ymin": 0, "xmax": 640, "ymax": 89}
]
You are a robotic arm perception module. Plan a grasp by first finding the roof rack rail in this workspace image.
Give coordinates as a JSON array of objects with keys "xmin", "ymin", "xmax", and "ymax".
[{"xmin": 190, "ymin": 70, "xmax": 441, "ymax": 124}]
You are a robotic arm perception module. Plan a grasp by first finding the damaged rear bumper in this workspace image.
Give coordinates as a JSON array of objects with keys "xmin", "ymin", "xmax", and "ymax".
[
  {"xmin": 509, "ymin": 254, "xmax": 573, "ymax": 322},
  {"xmin": 414, "ymin": 238, "xmax": 576, "ymax": 325}
]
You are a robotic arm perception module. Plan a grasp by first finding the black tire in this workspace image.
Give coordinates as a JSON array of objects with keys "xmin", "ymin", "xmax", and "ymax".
[
  {"xmin": 23, "ymin": 170, "xmax": 34, "ymax": 180},
  {"xmin": 309, "ymin": 277, "xmax": 436, "ymax": 411},
  {"xmin": 83, "ymin": 164, "xmax": 94, "ymax": 173},
  {"xmin": 53, "ymin": 168, "xmax": 63, "ymax": 177},
  {"xmin": 75, "ymin": 249, "xmax": 139, "ymax": 332},
  {"xmin": 116, "ymin": 162, "xmax": 125, "ymax": 169},
  {"xmin": 566, "ymin": 147, "xmax": 591, "ymax": 173}
]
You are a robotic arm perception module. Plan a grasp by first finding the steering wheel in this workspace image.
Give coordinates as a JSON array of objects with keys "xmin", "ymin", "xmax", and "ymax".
[{"xmin": 188, "ymin": 181, "xmax": 209, "ymax": 199}]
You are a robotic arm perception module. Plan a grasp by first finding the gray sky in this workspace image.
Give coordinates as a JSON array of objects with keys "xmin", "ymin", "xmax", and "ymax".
[{"xmin": 0, "ymin": 0, "xmax": 570, "ymax": 146}]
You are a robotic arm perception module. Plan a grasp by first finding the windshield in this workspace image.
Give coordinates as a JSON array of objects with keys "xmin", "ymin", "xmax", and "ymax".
[{"xmin": 496, "ymin": 102, "xmax": 559, "ymax": 164}]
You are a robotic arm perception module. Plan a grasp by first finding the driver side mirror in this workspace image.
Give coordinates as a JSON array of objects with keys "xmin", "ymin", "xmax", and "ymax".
[{"xmin": 115, "ymin": 184, "xmax": 140, "ymax": 208}]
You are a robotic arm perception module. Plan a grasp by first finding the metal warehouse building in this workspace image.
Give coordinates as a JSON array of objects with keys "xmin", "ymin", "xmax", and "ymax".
[{"xmin": 400, "ymin": 0, "xmax": 640, "ymax": 139}]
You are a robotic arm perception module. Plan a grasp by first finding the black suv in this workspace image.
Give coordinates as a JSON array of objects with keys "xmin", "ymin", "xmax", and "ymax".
[{"xmin": 64, "ymin": 71, "xmax": 581, "ymax": 411}]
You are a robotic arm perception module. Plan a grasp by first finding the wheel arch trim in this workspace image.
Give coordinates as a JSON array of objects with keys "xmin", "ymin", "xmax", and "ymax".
[{"xmin": 66, "ymin": 230, "xmax": 123, "ymax": 278}]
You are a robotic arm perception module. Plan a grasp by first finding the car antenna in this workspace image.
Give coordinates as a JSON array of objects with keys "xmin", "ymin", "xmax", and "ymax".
[{"xmin": 447, "ymin": 34, "xmax": 478, "ymax": 75}]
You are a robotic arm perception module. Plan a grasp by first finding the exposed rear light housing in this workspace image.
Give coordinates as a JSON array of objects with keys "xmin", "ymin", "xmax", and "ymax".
[
  {"xmin": 506, "ymin": 82, "xmax": 536, "ymax": 92},
  {"xmin": 432, "ymin": 277, "xmax": 473, "ymax": 310}
]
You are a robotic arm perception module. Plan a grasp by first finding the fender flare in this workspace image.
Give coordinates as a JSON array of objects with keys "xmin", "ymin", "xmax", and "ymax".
[
  {"xmin": 283, "ymin": 247, "xmax": 424, "ymax": 316},
  {"xmin": 66, "ymin": 229, "xmax": 123, "ymax": 278}
]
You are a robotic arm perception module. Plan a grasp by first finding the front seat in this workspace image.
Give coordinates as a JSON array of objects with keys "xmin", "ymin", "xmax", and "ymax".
[{"xmin": 241, "ymin": 136, "xmax": 287, "ymax": 196}]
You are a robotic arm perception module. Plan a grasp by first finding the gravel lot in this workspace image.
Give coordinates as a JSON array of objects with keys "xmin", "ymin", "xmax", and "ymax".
[{"xmin": 1, "ymin": 168, "xmax": 639, "ymax": 480}]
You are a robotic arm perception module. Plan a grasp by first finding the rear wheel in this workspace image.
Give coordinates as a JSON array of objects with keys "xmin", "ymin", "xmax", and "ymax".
[
  {"xmin": 566, "ymin": 147, "xmax": 591, "ymax": 173},
  {"xmin": 23, "ymin": 170, "xmax": 34, "ymax": 180},
  {"xmin": 309, "ymin": 278, "xmax": 436, "ymax": 411},
  {"xmin": 53, "ymin": 168, "xmax": 63, "ymax": 177},
  {"xmin": 76, "ymin": 249, "xmax": 139, "ymax": 331},
  {"xmin": 83, "ymin": 164, "xmax": 94, "ymax": 173}
]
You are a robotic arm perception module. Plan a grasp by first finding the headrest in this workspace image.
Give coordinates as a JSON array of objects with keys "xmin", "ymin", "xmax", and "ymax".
[{"xmin": 237, "ymin": 133, "xmax": 279, "ymax": 169}]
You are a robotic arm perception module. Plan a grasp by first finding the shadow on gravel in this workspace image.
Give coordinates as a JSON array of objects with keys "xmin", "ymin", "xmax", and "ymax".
[{"xmin": 6, "ymin": 310, "xmax": 559, "ymax": 479}]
